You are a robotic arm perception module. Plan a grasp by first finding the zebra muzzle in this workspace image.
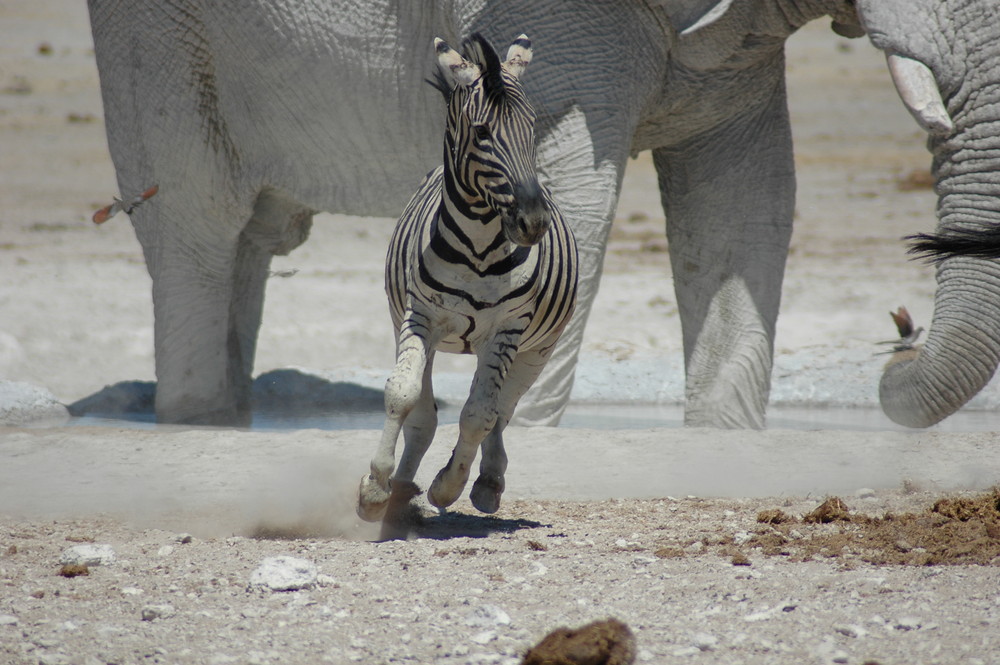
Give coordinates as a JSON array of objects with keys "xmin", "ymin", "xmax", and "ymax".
[{"xmin": 505, "ymin": 181, "xmax": 550, "ymax": 246}]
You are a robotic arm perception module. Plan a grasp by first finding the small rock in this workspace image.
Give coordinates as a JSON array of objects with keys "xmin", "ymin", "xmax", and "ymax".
[
  {"xmin": 0, "ymin": 614, "xmax": 17, "ymax": 626},
  {"xmin": 141, "ymin": 604, "xmax": 176, "ymax": 621},
  {"xmin": 249, "ymin": 556, "xmax": 318, "ymax": 591},
  {"xmin": 671, "ymin": 646, "xmax": 701, "ymax": 657},
  {"xmin": 692, "ymin": 633, "xmax": 717, "ymax": 651},
  {"xmin": 684, "ymin": 541, "xmax": 704, "ymax": 555},
  {"xmin": 317, "ymin": 573, "xmax": 338, "ymax": 587},
  {"xmin": 831, "ymin": 649, "xmax": 849, "ymax": 663},
  {"xmin": 471, "ymin": 630, "xmax": 497, "ymax": 645},
  {"xmin": 895, "ymin": 616, "xmax": 922, "ymax": 631},
  {"xmin": 465, "ymin": 604, "xmax": 510, "ymax": 628},
  {"xmin": 833, "ymin": 624, "xmax": 865, "ymax": 639},
  {"xmin": 176, "ymin": 533, "xmax": 194, "ymax": 544},
  {"xmin": 856, "ymin": 488, "xmax": 877, "ymax": 499},
  {"xmin": 60, "ymin": 544, "xmax": 116, "ymax": 567},
  {"xmin": 732, "ymin": 531, "xmax": 752, "ymax": 546},
  {"xmin": 157, "ymin": 545, "xmax": 175, "ymax": 557}
]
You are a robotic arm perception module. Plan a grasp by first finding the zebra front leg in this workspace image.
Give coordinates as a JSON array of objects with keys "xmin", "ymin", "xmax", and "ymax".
[
  {"xmin": 427, "ymin": 332, "xmax": 519, "ymax": 510},
  {"xmin": 471, "ymin": 346, "xmax": 551, "ymax": 513},
  {"xmin": 358, "ymin": 326, "xmax": 432, "ymax": 522}
]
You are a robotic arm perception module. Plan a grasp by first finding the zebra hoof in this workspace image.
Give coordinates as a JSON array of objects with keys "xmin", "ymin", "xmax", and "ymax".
[
  {"xmin": 470, "ymin": 475, "xmax": 504, "ymax": 514},
  {"xmin": 427, "ymin": 471, "xmax": 463, "ymax": 510},
  {"xmin": 357, "ymin": 474, "xmax": 390, "ymax": 522},
  {"xmin": 379, "ymin": 480, "xmax": 424, "ymax": 541}
]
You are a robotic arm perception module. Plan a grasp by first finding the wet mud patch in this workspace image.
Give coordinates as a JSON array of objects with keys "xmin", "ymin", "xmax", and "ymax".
[{"xmin": 748, "ymin": 489, "xmax": 1000, "ymax": 566}]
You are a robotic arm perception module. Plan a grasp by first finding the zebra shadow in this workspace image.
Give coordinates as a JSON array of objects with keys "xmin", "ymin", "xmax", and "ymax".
[{"xmin": 403, "ymin": 510, "xmax": 548, "ymax": 541}]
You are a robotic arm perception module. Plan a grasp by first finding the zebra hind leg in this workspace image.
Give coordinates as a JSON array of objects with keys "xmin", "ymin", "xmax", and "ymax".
[{"xmin": 471, "ymin": 348, "xmax": 550, "ymax": 513}]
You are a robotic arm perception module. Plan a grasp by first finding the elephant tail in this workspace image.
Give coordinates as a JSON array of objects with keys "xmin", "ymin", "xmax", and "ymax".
[{"xmin": 907, "ymin": 226, "xmax": 1000, "ymax": 263}]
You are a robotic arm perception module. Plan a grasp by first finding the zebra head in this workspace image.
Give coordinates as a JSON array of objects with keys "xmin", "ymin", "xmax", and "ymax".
[{"xmin": 434, "ymin": 33, "xmax": 550, "ymax": 247}]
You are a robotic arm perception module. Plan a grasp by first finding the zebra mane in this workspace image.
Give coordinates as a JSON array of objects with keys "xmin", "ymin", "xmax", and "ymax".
[{"xmin": 462, "ymin": 32, "xmax": 506, "ymax": 101}]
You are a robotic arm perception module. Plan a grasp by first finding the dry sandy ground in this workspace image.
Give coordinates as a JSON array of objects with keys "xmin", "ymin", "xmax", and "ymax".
[{"xmin": 2, "ymin": 3, "xmax": 1000, "ymax": 665}]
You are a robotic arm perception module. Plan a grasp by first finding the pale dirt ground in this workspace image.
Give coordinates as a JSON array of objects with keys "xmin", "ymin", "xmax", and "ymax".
[{"xmin": 2, "ymin": 3, "xmax": 1000, "ymax": 665}]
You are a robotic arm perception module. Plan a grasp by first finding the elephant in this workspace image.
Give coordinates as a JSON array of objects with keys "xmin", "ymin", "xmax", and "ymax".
[
  {"xmin": 86, "ymin": 0, "xmax": 874, "ymax": 428},
  {"xmin": 857, "ymin": 0, "xmax": 1000, "ymax": 428}
]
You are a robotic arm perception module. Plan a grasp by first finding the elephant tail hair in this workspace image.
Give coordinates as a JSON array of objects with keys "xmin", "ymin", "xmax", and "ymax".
[{"xmin": 906, "ymin": 226, "xmax": 1000, "ymax": 263}]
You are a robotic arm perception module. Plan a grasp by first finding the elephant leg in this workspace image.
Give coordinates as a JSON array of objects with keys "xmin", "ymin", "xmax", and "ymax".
[
  {"xmin": 148, "ymin": 230, "xmax": 246, "ymax": 425},
  {"xmin": 149, "ymin": 188, "xmax": 313, "ymax": 426},
  {"xmin": 512, "ymin": 106, "xmax": 630, "ymax": 426},
  {"xmin": 471, "ymin": 346, "xmax": 551, "ymax": 514},
  {"xmin": 653, "ymin": 79, "xmax": 795, "ymax": 429}
]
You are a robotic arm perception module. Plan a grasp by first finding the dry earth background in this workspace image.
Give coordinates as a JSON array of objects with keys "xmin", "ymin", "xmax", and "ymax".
[{"xmin": 2, "ymin": 2, "xmax": 1000, "ymax": 665}]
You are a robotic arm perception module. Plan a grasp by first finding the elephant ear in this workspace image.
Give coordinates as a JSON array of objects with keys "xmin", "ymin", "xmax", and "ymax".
[
  {"xmin": 656, "ymin": 0, "xmax": 735, "ymax": 35},
  {"xmin": 434, "ymin": 37, "xmax": 480, "ymax": 88}
]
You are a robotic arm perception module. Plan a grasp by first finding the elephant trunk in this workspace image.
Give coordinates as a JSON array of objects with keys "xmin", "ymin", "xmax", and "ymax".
[{"xmin": 880, "ymin": 117, "xmax": 1000, "ymax": 427}]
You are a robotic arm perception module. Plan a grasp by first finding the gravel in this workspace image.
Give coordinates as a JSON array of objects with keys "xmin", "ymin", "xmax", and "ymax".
[{"xmin": 2, "ymin": 491, "xmax": 999, "ymax": 664}]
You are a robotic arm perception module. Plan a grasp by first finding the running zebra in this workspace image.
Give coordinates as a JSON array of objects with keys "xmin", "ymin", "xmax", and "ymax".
[{"xmin": 358, "ymin": 33, "xmax": 578, "ymax": 526}]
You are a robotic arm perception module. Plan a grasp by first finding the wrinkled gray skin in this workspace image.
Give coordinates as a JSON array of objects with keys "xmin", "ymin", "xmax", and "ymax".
[
  {"xmin": 88, "ymin": 0, "xmax": 868, "ymax": 428},
  {"xmin": 861, "ymin": 0, "xmax": 1000, "ymax": 428}
]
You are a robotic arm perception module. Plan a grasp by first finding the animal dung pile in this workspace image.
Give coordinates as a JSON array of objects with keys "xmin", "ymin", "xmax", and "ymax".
[
  {"xmin": 520, "ymin": 618, "xmax": 636, "ymax": 665},
  {"xmin": 749, "ymin": 489, "xmax": 1000, "ymax": 566}
]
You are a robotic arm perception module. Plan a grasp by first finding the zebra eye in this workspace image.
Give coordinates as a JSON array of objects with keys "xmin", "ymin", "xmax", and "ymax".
[{"xmin": 473, "ymin": 124, "xmax": 491, "ymax": 142}]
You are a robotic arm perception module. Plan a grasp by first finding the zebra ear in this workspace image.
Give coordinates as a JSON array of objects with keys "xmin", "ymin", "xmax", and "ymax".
[
  {"xmin": 504, "ymin": 34, "xmax": 532, "ymax": 80},
  {"xmin": 434, "ymin": 37, "xmax": 480, "ymax": 88}
]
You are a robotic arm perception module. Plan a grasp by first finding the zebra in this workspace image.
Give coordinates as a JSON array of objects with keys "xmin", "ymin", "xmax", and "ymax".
[{"xmin": 357, "ymin": 32, "xmax": 578, "ymax": 526}]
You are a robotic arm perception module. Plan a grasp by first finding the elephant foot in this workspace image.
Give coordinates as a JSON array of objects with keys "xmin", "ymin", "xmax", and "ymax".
[
  {"xmin": 378, "ymin": 479, "xmax": 424, "ymax": 541},
  {"xmin": 427, "ymin": 468, "xmax": 467, "ymax": 510},
  {"xmin": 357, "ymin": 474, "xmax": 390, "ymax": 522},
  {"xmin": 470, "ymin": 474, "xmax": 505, "ymax": 514}
]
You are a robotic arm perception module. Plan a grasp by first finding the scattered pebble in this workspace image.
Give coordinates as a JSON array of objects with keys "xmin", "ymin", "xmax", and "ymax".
[
  {"xmin": 470, "ymin": 630, "xmax": 497, "ymax": 645},
  {"xmin": 0, "ymin": 614, "xmax": 17, "ymax": 626},
  {"xmin": 692, "ymin": 632, "xmax": 718, "ymax": 651},
  {"xmin": 60, "ymin": 544, "xmax": 116, "ymax": 567},
  {"xmin": 834, "ymin": 624, "xmax": 865, "ymax": 639},
  {"xmin": 249, "ymin": 556, "xmax": 318, "ymax": 591},
  {"xmin": 895, "ymin": 616, "xmax": 923, "ymax": 631},
  {"xmin": 465, "ymin": 604, "xmax": 510, "ymax": 628},
  {"xmin": 141, "ymin": 604, "xmax": 176, "ymax": 621}
]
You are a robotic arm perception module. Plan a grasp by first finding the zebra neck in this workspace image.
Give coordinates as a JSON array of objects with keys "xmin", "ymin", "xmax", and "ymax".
[{"xmin": 437, "ymin": 169, "xmax": 514, "ymax": 263}]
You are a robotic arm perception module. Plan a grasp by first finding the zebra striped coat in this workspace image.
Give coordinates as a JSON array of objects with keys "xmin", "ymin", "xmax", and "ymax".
[
  {"xmin": 385, "ymin": 163, "xmax": 577, "ymax": 360},
  {"xmin": 358, "ymin": 32, "xmax": 577, "ymax": 530}
]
